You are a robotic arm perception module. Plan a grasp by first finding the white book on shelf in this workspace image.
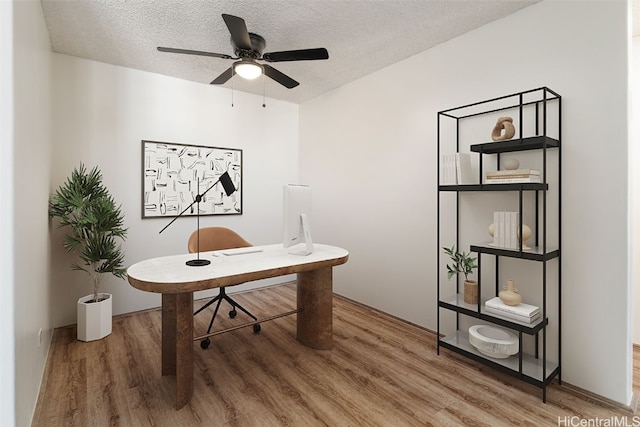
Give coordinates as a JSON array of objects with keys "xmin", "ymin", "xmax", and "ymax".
[
  {"xmin": 451, "ymin": 154, "xmax": 458, "ymax": 184},
  {"xmin": 504, "ymin": 212, "xmax": 512, "ymax": 249},
  {"xmin": 492, "ymin": 211, "xmax": 500, "ymax": 246},
  {"xmin": 484, "ymin": 306, "xmax": 541, "ymax": 324},
  {"xmin": 445, "ymin": 154, "xmax": 451, "ymax": 184},
  {"xmin": 441, "ymin": 154, "xmax": 455, "ymax": 185},
  {"xmin": 455, "ymin": 153, "xmax": 474, "ymax": 185},
  {"xmin": 485, "ymin": 296, "xmax": 540, "ymax": 317},
  {"xmin": 487, "ymin": 173, "xmax": 541, "ymax": 179},
  {"xmin": 486, "ymin": 169, "xmax": 540, "ymax": 178},
  {"xmin": 449, "ymin": 154, "xmax": 457, "ymax": 185},
  {"xmin": 486, "ymin": 176, "xmax": 541, "ymax": 184},
  {"xmin": 509, "ymin": 211, "xmax": 518, "ymax": 249},
  {"xmin": 498, "ymin": 211, "xmax": 506, "ymax": 248}
]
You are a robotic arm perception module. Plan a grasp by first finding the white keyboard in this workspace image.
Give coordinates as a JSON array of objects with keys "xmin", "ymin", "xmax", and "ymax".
[{"xmin": 220, "ymin": 247, "xmax": 264, "ymax": 256}]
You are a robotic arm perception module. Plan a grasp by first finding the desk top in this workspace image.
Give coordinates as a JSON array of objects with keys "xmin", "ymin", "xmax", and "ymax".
[{"xmin": 127, "ymin": 243, "xmax": 349, "ymax": 294}]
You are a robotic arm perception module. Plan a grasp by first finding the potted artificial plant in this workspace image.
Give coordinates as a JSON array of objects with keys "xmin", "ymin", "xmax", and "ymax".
[
  {"xmin": 443, "ymin": 245, "xmax": 478, "ymax": 304},
  {"xmin": 49, "ymin": 164, "xmax": 127, "ymax": 341}
]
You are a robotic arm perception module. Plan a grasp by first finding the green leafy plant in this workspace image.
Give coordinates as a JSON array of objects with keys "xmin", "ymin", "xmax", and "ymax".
[
  {"xmin": 443, "ymin": 245, "xmax": 477, "ymax": 281},
  {"xmin": 49, "ymin": 164, "xmax": 127, "ymax": 303}
]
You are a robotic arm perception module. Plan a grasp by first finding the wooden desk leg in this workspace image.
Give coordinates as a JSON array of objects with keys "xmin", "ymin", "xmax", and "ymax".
[
  {"xmin": 297, "ymin": 267, "xmax": 332, "ymax": 349},
  {"xmin": 161, "ymin": 292, "xmax": 194, "ymax": 410}
]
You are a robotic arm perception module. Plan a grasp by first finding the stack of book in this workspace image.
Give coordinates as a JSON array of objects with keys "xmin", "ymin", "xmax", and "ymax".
[
  {"xmin": 441, "ymin": 153, "xmax": 474, "ymax": 185},
  {"xmin": 485, "ymin": 169, "xmax": 540, "ymax": 184},
  {"xmin": 485, "ymin": 297, "xmax": 541, "ymax": 324},
  {"xmin": 492, "ymin": 211, "xmax": 520, "ymax": 249}
]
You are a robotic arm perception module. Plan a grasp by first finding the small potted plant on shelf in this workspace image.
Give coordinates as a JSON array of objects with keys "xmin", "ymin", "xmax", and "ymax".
[
  {"xmin": 443, "ymin": 245, "xmax": 478, "ymax": 304},
  {"xmin": 49, "ymin": 164, "xmax": 128, "ymax": 341}
]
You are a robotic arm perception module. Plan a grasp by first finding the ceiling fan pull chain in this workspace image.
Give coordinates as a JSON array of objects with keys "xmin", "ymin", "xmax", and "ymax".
[
  {"xmin": 262, "ymin": 73, "xmax": 266, "ymax": 108},
  {"xmin": 231, "ymin": 68, "xmax": 235, "ymax": 107}
]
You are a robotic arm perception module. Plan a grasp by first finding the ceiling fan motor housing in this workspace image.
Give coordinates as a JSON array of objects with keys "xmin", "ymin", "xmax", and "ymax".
[{"xmin": 232, "ymin": 33, "xmax": 266, "ymax": 58}]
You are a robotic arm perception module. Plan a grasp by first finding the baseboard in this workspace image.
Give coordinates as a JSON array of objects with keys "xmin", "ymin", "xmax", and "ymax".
[
  {"xmin": 332, "ymin": 293, "xmax": 436, "ymax": 335},
  {"xmin": 31, "ymin": 328, "xmax": 55, "ymax": 426},
  {"xmin": 559, "ymin": 382, "xmax": 637, "ymax": 414},
  {"xmin": 333, "ymin": 292, "xmax": 437, "ymax": 337},
  {"xmin": 631, "ymin": 392, "xmax": 639, "ymax": 414}
]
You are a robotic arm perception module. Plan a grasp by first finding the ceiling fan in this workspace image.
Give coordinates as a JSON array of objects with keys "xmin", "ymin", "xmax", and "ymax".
[{"xmin": 157, "ymin": 14, "xmax": 329, "ymax": 89}]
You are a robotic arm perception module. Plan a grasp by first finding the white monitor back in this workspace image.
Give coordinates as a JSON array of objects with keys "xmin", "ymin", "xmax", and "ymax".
[{"xmin": 283, "ymin": 184, "xmax": 313, "ymax": 255}]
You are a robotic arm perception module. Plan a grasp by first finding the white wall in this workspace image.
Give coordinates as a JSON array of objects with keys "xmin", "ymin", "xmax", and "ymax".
[
  {"xmin": 13, "ymin": 1, "xmax": 54, "ymax": 426},
  {"xmin": 49, "ymin": 54, "xmax": 300, "ymax": 327},
  {"xmin": 0, "ymin": 2, "xmax": 15, "ymax": 426},
  {"xmin": 300, "ymin": 1, "xmax": 631, "ymax": 405},
  {"xmin": 632, "ymin": 35, "xmax": 640, "ymax": 345}
]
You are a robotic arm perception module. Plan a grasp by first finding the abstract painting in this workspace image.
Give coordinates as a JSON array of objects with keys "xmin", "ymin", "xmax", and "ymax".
[{"xmin": 142, "ymin": 140, "xmax": 242, "ymax": 218}]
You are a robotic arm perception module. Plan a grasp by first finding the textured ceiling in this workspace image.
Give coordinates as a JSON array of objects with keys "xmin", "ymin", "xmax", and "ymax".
[{"xmin": 40, "ymin": 0, "xmax": 542, "ymax": 104}]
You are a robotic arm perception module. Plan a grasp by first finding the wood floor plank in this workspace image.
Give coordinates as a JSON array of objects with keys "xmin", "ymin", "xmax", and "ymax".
[{"xmin": 34, "ymin": 283, "xmax": 636, "ymax": 426}]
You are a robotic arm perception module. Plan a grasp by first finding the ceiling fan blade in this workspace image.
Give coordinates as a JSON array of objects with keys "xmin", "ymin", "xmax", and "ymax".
[
  {"xmin": 157, "ymin": 47, "xmax": 232, "ymax": 60},
  {"xmin": 222, "ymin": 14, "xmax": 252, "ymax": 51},
  {"xmin": 262, "ymin": 64, "xmax": 299, "ymax": 89},
  {"xmin": 210, "ymin": 67, "xmax": 234, "ymax": 85},
  {"xmin": 262, "ymin": 48, "xmax": 329, "ymax": 62}
]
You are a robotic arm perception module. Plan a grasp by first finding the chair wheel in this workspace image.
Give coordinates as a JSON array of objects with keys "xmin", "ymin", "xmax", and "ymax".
[
  {"xmin": 229, "ymin": 310, "xmax": 237, "ymax": 318},
  {"xmin": 200, "ymin": 338, "xmax": 211, "ymax": 349},
  {"xmin": 253, "ymin": 324, "xmax": 261, "ymax": 334}
]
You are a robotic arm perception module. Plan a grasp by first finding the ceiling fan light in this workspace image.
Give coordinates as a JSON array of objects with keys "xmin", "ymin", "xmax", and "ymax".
[{"xmin": 234, "ymin": 62, "xmax": 262, "ymax": 80}]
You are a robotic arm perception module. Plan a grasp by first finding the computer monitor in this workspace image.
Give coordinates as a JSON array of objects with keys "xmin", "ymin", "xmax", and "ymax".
[{"xmin": 283, "ymin": 184, "xmax": 313, "ymax": 256}]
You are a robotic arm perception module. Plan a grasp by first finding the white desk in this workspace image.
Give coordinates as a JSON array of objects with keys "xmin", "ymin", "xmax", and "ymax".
[{"xmin": 127, "ymin": 243, "xmax": 349, "ymax": 409}]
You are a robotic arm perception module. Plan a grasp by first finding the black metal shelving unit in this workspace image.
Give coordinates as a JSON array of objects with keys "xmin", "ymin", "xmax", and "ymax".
[{"xmin": 436, "ymin": 87, "xmax": 561, "ymax": 402}]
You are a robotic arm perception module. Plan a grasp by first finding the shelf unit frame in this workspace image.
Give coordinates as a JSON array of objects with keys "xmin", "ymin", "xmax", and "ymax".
[{"xmin": 436, "ymin": 87, "xmax": 561, "ymax": 402}]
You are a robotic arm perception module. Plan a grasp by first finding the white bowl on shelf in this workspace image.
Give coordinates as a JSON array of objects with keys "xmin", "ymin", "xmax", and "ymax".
[{"xmin": 468, "ymin": 325, "xmax": 518, "ymax": 359}]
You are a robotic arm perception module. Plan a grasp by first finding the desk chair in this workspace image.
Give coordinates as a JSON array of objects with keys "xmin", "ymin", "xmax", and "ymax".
[{"xmin": 189, "ymin": 227, "xmax": 260, "ymax": 349}]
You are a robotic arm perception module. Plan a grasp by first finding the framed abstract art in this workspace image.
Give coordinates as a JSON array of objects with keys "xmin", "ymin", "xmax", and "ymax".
[{"xmin": 141, "ymin": 140, "xmax": 242, "ymax": 218}]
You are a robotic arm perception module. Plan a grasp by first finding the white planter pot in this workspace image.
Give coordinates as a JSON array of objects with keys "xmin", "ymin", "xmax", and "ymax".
[{"xmin": 77, "ymin": 293, "xmax": 112, "ymax": 341}]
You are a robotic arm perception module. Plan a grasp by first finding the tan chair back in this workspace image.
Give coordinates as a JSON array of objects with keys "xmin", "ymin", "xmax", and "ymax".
[{"xmin": 187, "ymin": 227, "xmax": 252, "ymax": 253}]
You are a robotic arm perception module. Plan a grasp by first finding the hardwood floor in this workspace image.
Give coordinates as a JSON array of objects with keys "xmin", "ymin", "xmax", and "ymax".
[{"xmin": 34, "ymin": 283, "xmax": 635, "ymax": 426}]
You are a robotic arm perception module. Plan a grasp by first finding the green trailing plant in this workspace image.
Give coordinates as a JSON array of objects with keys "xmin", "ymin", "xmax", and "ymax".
[
  {"xmin": 49, "ymin": 164, "xmax": 128, "ymax": 303},
  {"xmin": 443, "ymin": 245, "xmax": 477, "ymax": 281}
]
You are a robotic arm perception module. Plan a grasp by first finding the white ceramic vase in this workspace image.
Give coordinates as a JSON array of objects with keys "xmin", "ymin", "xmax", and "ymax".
[{"xmin": 77, "ymin": 293, "xmax": 112, "ymax": 342}]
